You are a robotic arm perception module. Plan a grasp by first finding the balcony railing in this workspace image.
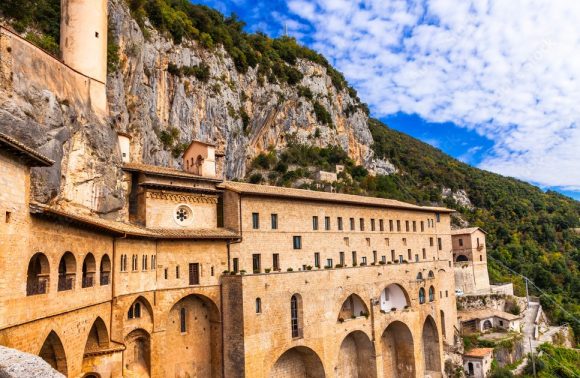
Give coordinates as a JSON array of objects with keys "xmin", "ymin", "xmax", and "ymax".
[
  {"xmin": 26, "ymin": 280, "xmax": 48, "ymax": 296},
  {"xmin": 58, "ymin": 276, "xmax": 74, "ymax": 291},
  {"xmin": 82, "ymin": 276, "xmax": 94, "ymax": 288},
  {"xmin": 100, "ymin": 272, "xmax": 110, "ymax": 285}
]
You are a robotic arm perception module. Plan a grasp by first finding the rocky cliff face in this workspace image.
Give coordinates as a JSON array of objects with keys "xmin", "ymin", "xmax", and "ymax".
[
  {"xmin": 107, "ymin": 0, "xmax": 373, "ymax": 180},
  {"xmin": 0, "ymin": 0, "xmax": 383, "ymax": 216}
]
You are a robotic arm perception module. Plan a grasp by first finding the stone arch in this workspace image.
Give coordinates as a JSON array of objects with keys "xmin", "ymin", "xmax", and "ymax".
[
  {"xmin": 291, "ymin": 293, "xmax": 304, "ymax": 338},
  {"xmin": 164, "ymin": 294, "xmax": 221, "ymax": 378},
  {"xmin": 127, "ymin": 296, "xmax": 154, "ymax": 322},
  {"xmin": 338, "ymin": 293, "xmax": 368, "ymax": 321},
  {"xmin": 381, "ymin": 321, "xmax": 416, "ymax": 378},
  {"xmin": 58, "ymin": 251, "xmax": 76, "ymax": 291},
  {"xmin": 82, "ymin": 253, "xmax": 96, "ymax": 288},
  {"xmin": 336, "ymin": 330, "xmax": 377, "ymax": 377},
  {"xmin": 416, "ymin": 272, "xmax": 423, "ymax": 280},
  {"xmin": 380, "ymin": 284, "xmax": 410, "ymax": 312},
  {"xmin": 26, "ymin": 252, "xmax": 50, "ymax": 295},
  {"xmin": 268, "ymin": 346, "xmax": 325, "ymax": 378},
  {"xmin": 456, "ymin": 255, "xmax": 469, "ymax": 262},
  {"xmin": 422, "ymin": 315, "xmax": 442, "ymax": 375},
  {"xmin": 428, "ymin": 270, "xmax": 435, "ymax": 278},
  {"xmin": 124, "ymin": 328, "xmax": 150, "ymax": 377},
  {"xmin": 39, "ymin": 330, "xmax": 67, "ymax": 376},
  {"xmin": 99, "ymin": 254, "xmax": 111, "ymax": 285},
  {"xmin": 84, "ymin": 317, "xmax": 109, "ymax": 354}
]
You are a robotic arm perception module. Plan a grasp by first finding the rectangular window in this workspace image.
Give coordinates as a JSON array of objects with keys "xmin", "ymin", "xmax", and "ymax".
[
  {"xmin": 293, "ymin": 236, "xmax": 302, "ymax": 250},
  {"xmin": 176, "ymin": 265, "xmax": 180, "ymax": 279},
  {"xmin": 403, "ymin": 238, "xmax": 407, "ymax": 246},
  {"xmin": 399, "ymin": 255, "xmax": 403, "ymax": 263},
  {"xmin": 314, "ymin": 252, "xmax": 320, "ymax": 268},
  {"xmin": 397, "ymin": 220, "xmax": 401, "ymax": 232},
  {"xmin": 344, "ymin": 237, "xmax": 350, "ymax": 246},
  {"xmin": 5, "ymin": 211, "xmax": 11, "ymax": 223},
  {"xmin": 412, "ymin": 221, "xmax": 417, "ymax": 232},
  {"xmin": 373, "ymin": 250, "xmax": 377, "ymax": 263},
  {"xmin": 142, "ymin": 255, "xmax": 147, "ymax": 271},
  {"xmin": 120, "ymin": 255, "xmax": 125, "ymax": 272},
  {"xmin": 421, "ymin": 221, "xmax": 425, "ymax": 232},
  {"xmin": 164, "ymin": 268, "xmax": 168, "ymax": 279},
  {"xmin": 352, "ymin": 251, "xmax": 357, "ymax": 265},
  {"xmin": 233, "ymin": 258, "xmax": 239, "ymax": 273},
  {"xmin": 415, "ymin": 254, "xmax": 419, "ymax": 262},
  {"xmin": 379, "ymin": 219, "xmax": 384, "ymax": 231},
  {"xmin": 339, "ymin": 252, "xmax": 345, "ymax": 266},
  {"xmin": 422, "ymin": 248, "xmax": 427, "ymax": 260},
  {"xmin": 385, "ymin": 238, "xmax": 390, "ymax": 246},
  {"xmin": 389, "ymin": 220, "xmax": 394, "ymax": 232},
  {"xmin": 438, "ymin": 238, "xmax": 442, "ymax": 251},
  {"xmin": 180, "ymin": 308, "xmax": 187, "ymax": 333},
  {"xmin": 371, "ymin": 219, "xmax": 376, "ymax": 231},
  {"xmin": 252, "ymin": 213, "xmax": 260, "ymax": 229},
  {"xmin": 459, "ymin": 238, "xmax": 463, "ymax": 247},
  {"xmin": 211, "ymin": 266, "xmax": 214, "ymax": 276},
  {"xmin": 271, "ymin": 214, "xmax": 278, "ymax": 229},
  {"xmin": 325, "ymin": 216, "xmax": 331, "ymax": 230},
  {"xmin": 326, "ymin": 258, "xmax": 333, "ymax": 268},
  {"xmin": 312, "ymin": 216, "xmax": 319, "ymax": 230},
  {"xmin": 337, "ymin": 217, "xmax": 343, "ymax": 231},
  {"xmin": 273, "ymin": 254, "xmax": 280, "ymax": 271},
  {"xmin": 151, "ymin": 255, "xmax": 156, "ymax": 269},
  {"xmin": 391, "ymin": 250, "xmax": 395, "ymax": 261},
  {"xmin": 436, "ymin": 213, "xmax": 440, "ymax": 222},
  {"xmin": 407, "ymin": 249, "xmax": 412, "ymax": 260},
  {"xmin": 350, "ymin": 218, "xmax": 355, "ymax": 231},
  {"xmin": 189, "ymin": 263, "xmax": 200, "ymax": 285},
  {"xmin": 430, "ymin": 237, "xmax": 434, "ymax": 246},
  {"xmin": 252, "ymin": 254, "xmax": 261, "ymax": 273},
  {"xmin": 381, "ymin": 255, "xmax": 386, "ymax": 263},
  {"xmin": 477, "ymin": 238, "xmax": 480, "ymax": 247},
  {"xmin": 366, "ymin": 237, "xmax": 370, "ymax": 246},
  {"xmin": 362, "ymin": 256, "xmax": 367, "ymax": 265},
  {"xmin": 359, "ymin": 218, "xmax": 365, "ymax": 231},
  {"xmin": 405, "ymin": 221, "xmax": 410, "ymax": 232}
]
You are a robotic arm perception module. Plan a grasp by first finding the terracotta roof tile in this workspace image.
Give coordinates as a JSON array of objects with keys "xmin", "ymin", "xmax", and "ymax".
[
  {"xmin": 0, "ymin": 132, "xmax": 54, "ymax": 167},
  {"xmin": 451, "ymin": 227, "xmax": 487, "ymax": 235},
  {"xmin": 464, "ymin": 348, "xmax": 494, "ymax": 358},
  {"xmin": 123, "ymin": 163, "xmax": 222, "ymax": 182},
  {"xmin": 220, "ymin": 181, "xmax": 454, "ymax": 213}
]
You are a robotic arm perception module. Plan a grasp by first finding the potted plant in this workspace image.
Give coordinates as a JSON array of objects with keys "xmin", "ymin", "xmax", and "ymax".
[
  {"xmin": 379, "ymin": 261, "xmax": 386, "ymax": 265},
  {"xmin": 240, "ymin": 270, "xmax": 246, "ymax": 275},
  {"xmin": 306, "ymin": 265, "xmax": 313, "ymax": 270},
  {"xmin": 391, "ymin": 307, "xmax": 397, "ymax": 312},
  {"xmin": 287, "ymin": 267, "xmax": 294, "ymax": 272},
  {"xmin": 265, "ymin": 268, "xmax": 271, "ymax": 273}
]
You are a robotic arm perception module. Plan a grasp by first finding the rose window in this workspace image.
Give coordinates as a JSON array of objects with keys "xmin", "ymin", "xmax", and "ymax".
[{"xmin": 173, "ymin": 205, "xmax": 193, "ymax": 226}]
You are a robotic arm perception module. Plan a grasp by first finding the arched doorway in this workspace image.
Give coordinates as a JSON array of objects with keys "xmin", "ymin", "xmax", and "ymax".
[
  {"xmin": 268, "ymin": 346, "xmax": 325, "ymax": 378},
  {"xmin": 26, "ymin": 253, "xmax": 49, "ymax": 295},
  {"xmin": 124, "ymin": 329, "xmax": 150, "ymax": 377},
  {"xmin": 336, "ymin": 331, "xmax": 377, "ymax": 377},
  {"xmin": 422, "ymin": 316, "xmax": 442, "ymax": 376},
  {"xmin": 164, "ymin": 294, "xmax": 221, "ymax": 378},
  {"xmin": 380, "ymin": 284, "xmax": 410, "ymax": 312},
  {"xmin": 381, "ymin": 321, "xmax": 415, "ymax": 378},
  {"xmin": 39, "ymin": 331, "xmax": 67, "ymax": 375}
]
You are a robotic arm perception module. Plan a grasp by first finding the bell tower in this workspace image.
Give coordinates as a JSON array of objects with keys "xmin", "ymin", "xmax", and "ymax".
[{"xmin": 60, "ymin": 0, "xmax": 108, "ymax": 83}]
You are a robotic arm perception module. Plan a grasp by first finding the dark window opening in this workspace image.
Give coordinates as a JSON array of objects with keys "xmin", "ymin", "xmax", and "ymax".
[{"xmin": 189, "ymin": 263, "xmax": 199, "ymax": 285}]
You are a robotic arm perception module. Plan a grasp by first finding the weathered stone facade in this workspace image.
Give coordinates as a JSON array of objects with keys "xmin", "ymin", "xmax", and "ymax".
[{"xmin": 452, "ymin": 228, "xmax": 491, "ymax": 295}]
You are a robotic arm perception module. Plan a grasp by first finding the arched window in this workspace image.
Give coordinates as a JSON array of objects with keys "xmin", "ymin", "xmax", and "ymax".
[
  {"xmin": 290, "ymin": 294, "xmax": 303, "ymax": 338},
  {"xmin": 416, "ymin": 272, "xmax": 423, "ymax": 280},
  {"xmin": 58, "ymin": 252, "xmax": 76, "ymax": 291},
  {"xmin": 128, "ymin": 302, "xmax": 142, "ymax": 319},
  {"xmin": 456, "ymin": 255, "xmax": 469, "ymax": 262},
  {"xmin": 428, "ymin": 270, "xmax": 434, "ymax": 278},
  {"xmin": 82, "ymin": 253, "xmax": 96, "ymax": 288},
  {"xmin": 180, "ymin": 307, "xmax": 186, "ymax": 333},
  {"xmin": 429, "ymin": 286, "xmax": 435, "ymax": 302},
  {"xmin": 255, "ymin": 298, "xmax": 262, "ymax": 313},
  {"xmin": 419, "ymin": 288, "xmax": 426, "ymax": 304},
  {"xmin": 26, "ymin": 253, "xmax": 50, "ymax": 296},
  {"xmin": 100, "ymin": 255, "xmax": 111, "ymax": 285}
]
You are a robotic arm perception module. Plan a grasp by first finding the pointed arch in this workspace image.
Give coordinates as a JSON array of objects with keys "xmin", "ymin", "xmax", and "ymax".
[
  {"xmin": 82, "ymin": 253, "xmax": 96, "ymax": 288},
  {"xmin": 39, "ymin": 331, "xmax": 67, "ymax": 375},
  {"xmin": 269, "ymin": 346, "xmax": 325, "ymax": 378},
  {"xmin": 337, "ymin": 330, "xmax": 377, "ymax": 377},
  {"xmin": 338, "ymin": 293, "xmax": 368, "ymax": 321},
  {"xmin": 124, "ymin": 328, "xmax": 150, "ymax": 377},
  {"xmin": 380, "ymin": 284, "xmax": 410, "ymax": 312},
  {"xmin": 422, "ymin": 315, "xmax": 442, "ymax": 374},
  {"xmin": 381, "ymin": 321, "xmax": 416, "ymax": 378},
  {"xmin": 26, "ymin": 252, "xmax": 50, "ymax": 295},
  {"xmin": 127, "ymin": 296, "xmax": 154, "ymax": 322},
  {"xmin": 84, "ymin": 317, "xmax": 110, "ymax": 354}
]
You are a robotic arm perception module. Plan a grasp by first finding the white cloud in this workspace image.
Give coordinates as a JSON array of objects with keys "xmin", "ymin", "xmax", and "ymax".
[{"xmin": 286, "ymin": 0, "xmax": 580, "ymax": 191}]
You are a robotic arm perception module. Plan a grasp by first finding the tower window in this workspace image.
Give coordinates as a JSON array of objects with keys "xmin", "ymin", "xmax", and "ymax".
[{"xmin": 95, "ymin": 32, "xmax": 99, "ymax": 38}]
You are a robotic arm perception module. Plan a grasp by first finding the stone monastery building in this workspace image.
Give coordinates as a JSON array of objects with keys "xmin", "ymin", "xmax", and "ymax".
[{"xmin": 0, "ymin": 1, "xmax": 493, "ymax": 377}]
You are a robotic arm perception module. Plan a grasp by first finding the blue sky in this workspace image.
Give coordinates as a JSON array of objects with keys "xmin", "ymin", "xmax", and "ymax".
[{"xmin": 192, "ymin": 0, "xmax": 580, "ymax": 200}]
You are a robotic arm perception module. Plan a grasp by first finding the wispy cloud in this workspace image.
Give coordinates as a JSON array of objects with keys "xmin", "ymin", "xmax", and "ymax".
[{"xmin": 284, "ymin": 0, "xmax": 580, "ymax": 191}]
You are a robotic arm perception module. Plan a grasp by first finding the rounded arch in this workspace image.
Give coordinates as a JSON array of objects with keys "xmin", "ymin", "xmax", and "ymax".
[
  {"xmin": 39, "ymin": 330, "xmax": 67, "ymax": 376},
  {"xmin": 418, "ymin": 287, "xmax": 426, "ymax": 304},
  {"xmin": 164, "ymin": 294, "xmax": 221, "ymax": 378},
  {"xmin": 456, "ymin": 255, "xmax": 469, "ymax": 262},
  {"xmin": 82, "ymin": 253, "xmax": 96, "ymax": 288},
  {"xmin": 429, "ymin": 286, "xmax": 435, "ymax": 302},
  {"xmin": 26, "ymin": 252, "xmax": 50, "ymax": 296},
  {"xmin": 268, "ymin": 346, "xmax": 325, "ymax": 378},
  {"xmin": 84, "ymin": 317, "xmax": 109, "ymax": 354},
  {"xmin": 381, "ymin": 321, "xmax": 416, "ymax": 378},
  {"xmin": 124, "ymin": 328, "xmax": 150, "ymax": 377},
  {"xmin": 337, "ymin": 330, "xmax": 377, "ymax": 377},
  {"xmin": 422, "ymin": 315, "xmax": 442, "ymax": 374},
  {"xmin": 100, "ymin": 254, "xmax": 111, "ymax": 285},
  {"xmin": 428, "ymin": 270, "xmax": 435, "ymax": 278},
  {"xmin": 380, "ymin": 284, "xmax": 410, "ymax": 312},
  {"xmin": 58, "ymin": 252, "xmax": 76, "ymax": 291},
  {"xmin": 416, "ymin": 272, "xmax": 423, "ymax": 280},
  {"xmin": 338, "ymin": 293, "xmax": 369, "ymax": 321},
  {"xmin": 291, "ymin": 293, "xmax": 304, "ymax": 338}
]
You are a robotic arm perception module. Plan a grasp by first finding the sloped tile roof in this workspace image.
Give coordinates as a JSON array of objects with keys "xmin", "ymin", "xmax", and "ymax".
[{"xmin": 0, "ymin": 132, "xmax": 53, "ymax": 167}]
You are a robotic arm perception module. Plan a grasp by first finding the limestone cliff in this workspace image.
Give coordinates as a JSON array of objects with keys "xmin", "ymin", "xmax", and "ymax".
[{"xmin": 0, "ymin": 0, "xmax": 380, "ymax": 216}]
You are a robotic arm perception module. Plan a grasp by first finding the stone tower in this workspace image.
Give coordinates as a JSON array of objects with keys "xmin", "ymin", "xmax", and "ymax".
[{"xmin": 60, "ymin": 0, "xmax": 108, "ymax": 83}]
